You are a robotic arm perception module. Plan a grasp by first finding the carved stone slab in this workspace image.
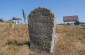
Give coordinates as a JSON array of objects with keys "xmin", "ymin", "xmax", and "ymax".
[{"xmin": 28, "ymin": 7, "xmax": 57, "ymax": 53}]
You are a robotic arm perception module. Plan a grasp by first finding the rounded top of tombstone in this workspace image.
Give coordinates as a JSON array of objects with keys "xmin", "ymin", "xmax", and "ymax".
[{"xmin": 28, "ymin": 7, "xmax": 55, "ymax": 19}]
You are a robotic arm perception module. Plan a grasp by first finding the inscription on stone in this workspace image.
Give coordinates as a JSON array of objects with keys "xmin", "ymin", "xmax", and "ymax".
[{"xmin": 28, "ymin": 7, "xmax": 57, "ymax": 53}]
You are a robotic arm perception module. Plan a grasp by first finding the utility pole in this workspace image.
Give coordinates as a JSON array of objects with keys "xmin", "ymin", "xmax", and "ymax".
[{"xmin": 22, "ymin": 9, "xmax": 26, "ymax": 24}]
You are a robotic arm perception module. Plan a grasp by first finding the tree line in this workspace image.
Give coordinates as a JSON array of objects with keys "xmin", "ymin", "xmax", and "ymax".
[{"xmin": 66, "ymin": 21, "xmax": 85, "ymax": 26}]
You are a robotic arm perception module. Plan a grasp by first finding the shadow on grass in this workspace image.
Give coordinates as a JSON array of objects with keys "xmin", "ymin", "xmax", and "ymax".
[
  {"xmin": 6, "ymin": 40, "xmax": 30, "ymax": 48},
  {"xmin": 16, "ymin": 41, "xmax": 30, "ymax": 48}
]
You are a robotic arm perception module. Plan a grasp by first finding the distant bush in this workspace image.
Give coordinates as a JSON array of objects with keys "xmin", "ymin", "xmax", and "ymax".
[
  {"xmin": 0, "ymin": 18, "xmax": 4, "ymax": 22},
  {"xmin": 74, "ymin": 21, "xmax": 80, "ymax": 25},
  {"xmin": 80, "ymin": 22, "xmax": 85, "ymax": 27},
  {"xmin": 6, "ymin": 19, "xmax": 14, "ymax": 23},
  {"xmin": 66, "ymin": 23, "xmax": 71, "ymax": 26},
  {"xmin": 80, "ymin": 22, "xmax": 84, "ymax": 24}
]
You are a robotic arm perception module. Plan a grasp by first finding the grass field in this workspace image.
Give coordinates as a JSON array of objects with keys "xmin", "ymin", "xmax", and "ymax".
[{"xmin": 0, "ymin": 23, "xmax": 85, "ymax": 55}]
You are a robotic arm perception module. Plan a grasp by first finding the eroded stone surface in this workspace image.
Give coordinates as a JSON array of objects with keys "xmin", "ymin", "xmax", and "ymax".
[{"xmin": 28, "ymin": 7, "xmax": 57, "ymax": 53}]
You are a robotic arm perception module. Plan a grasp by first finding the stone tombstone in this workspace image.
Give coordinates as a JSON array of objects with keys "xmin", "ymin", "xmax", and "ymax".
[{"xmin": 28, "ymin": 7, "xmax": 57, "ymax": 53}]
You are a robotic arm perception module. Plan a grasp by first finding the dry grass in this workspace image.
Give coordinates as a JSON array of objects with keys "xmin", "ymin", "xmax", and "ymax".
[
  {"xmin": 55, "ymin": 25, "xmax": 85, "ymax": 55},
  {"xmin": 0, "ymin": 24, "xmax": 85, "ymax": 55},
  {"xmin": 0, "ymin": 23, "xmax": 30, "ymax": 55}
]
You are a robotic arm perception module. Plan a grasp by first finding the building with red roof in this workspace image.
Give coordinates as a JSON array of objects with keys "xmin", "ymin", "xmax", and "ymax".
[
  {"xmin": 63, "ymin": 16, "xmax": 79, "ymax": 22},
  {"xmin": 63, "ymin": 16, "xmax": 79, "ymax": 25}
]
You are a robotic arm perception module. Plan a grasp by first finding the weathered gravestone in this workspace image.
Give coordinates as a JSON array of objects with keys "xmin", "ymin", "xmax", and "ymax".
[{"xmin": 28, "ymin": 7, "xmax": 57, "ymax": 53}]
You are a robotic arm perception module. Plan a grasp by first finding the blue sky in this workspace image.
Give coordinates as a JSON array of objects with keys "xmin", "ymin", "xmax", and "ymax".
[{"xmin": 0, "ymin": 0, "xmax": 85, "ymax": 23}]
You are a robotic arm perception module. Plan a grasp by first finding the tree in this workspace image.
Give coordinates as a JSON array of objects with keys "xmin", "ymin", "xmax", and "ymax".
[
  {"xmin": 0, "ymin": 18, "xmax": 4, "ymax": 22},
  {"xmin": 74, "ymin": 21, "xmax": 80, "ymax": 25}
]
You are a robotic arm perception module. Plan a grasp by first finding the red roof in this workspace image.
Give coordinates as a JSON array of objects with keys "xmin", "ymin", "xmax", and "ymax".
[{"xmin": 63, "ymin": 16, "xmax": 79, "ymax": 22}]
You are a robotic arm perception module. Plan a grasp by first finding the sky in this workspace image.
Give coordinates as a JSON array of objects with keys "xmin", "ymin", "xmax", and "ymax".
[{"xmin": 0, "ymin": 0, "xmax": 85, "ymax": 24}]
